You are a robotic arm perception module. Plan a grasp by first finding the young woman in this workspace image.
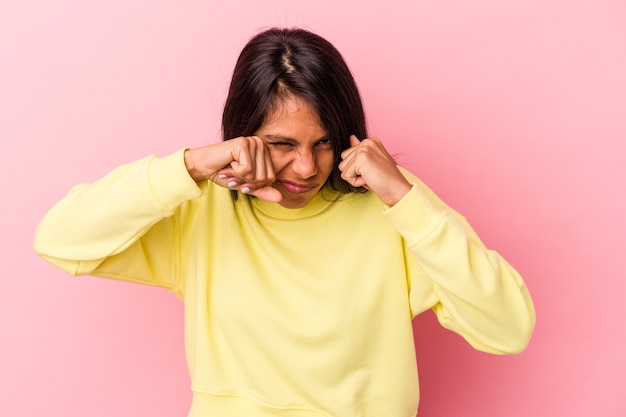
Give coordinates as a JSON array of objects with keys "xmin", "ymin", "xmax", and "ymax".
[{"xmin": 34, "ymin": 27, "xmax": 535, "ymax": 417}]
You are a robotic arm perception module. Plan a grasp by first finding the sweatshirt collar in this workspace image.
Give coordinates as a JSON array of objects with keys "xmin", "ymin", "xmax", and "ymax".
[{"xmin": 251, "ymin": 187, "xmax": 342, "ymax": 220}]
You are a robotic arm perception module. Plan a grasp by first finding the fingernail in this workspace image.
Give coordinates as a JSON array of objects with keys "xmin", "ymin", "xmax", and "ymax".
[
  {"xmin": 218, "ymin": 174, "xmax": 227, "ymax": 179},
  {"xmin": 241, "ymin": 187, "xmax": 250, "ymax": 194},
  {"xmin": 227, "ymin": 181, "xmax": 237, "ymax": 188}
]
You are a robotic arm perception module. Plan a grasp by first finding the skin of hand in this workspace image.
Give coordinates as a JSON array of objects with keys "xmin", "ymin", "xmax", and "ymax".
[
  {"xmin": 185, "ymin": 134, "xmax": 411, "ymax": 207},
  {"xmin": 339, "ymin": 135, "xmax": 412, "ymax": 207},
  {"xmin": 184, "ymin": 137, "xmax": 283, "ymax": 203}
]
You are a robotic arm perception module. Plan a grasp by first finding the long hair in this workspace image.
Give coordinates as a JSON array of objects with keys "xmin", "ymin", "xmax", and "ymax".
[{"xmin": 222, "ymin": 27, "xmax": 368, "ymax": 194}]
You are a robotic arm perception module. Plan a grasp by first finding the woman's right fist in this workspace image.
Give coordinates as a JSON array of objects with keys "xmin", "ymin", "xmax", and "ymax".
[{"xmin": 184, "ymin": 137, "xmax": 282, "ymax": 203}]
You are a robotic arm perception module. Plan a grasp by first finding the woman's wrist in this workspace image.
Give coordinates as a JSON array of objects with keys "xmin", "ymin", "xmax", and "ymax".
[{"xmin": 184, "ymin": 148, "xmax": 205, "ymax": 182}]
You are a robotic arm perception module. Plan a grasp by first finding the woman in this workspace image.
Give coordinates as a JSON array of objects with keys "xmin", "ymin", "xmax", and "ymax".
[{"xmin": 34, "ymin": 28, "xmax": 535, "ymax": 417}]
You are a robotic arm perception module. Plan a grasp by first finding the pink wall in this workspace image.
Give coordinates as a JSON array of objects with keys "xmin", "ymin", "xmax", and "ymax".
[{"xmin": 2, "ymin": 1, "xmax": 624, "ymax": 416}]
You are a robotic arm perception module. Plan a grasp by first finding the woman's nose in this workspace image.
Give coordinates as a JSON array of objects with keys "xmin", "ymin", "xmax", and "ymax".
[{"xmin": 291, "ymin": 150, "xmax": 317, "ymax": 179}]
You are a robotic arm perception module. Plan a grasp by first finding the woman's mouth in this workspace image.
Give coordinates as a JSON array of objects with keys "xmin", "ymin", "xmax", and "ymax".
[{"xmin": 278, "ymin": 180, "xmax": 317, "ymax": 195}]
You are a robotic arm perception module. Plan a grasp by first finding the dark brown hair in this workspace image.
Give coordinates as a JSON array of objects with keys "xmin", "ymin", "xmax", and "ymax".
[{"xmin": 222, "ymin": 27, "xmax": 368, "ymax": 194}]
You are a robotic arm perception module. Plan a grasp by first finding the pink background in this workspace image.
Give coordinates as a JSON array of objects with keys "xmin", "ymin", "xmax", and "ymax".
[{"xmin": 2, "ymin": 1, "xmax": 624, "ymax": 416}]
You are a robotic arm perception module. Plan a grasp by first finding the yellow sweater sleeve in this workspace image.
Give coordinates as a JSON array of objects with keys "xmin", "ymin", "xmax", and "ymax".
[
  {"xmin": 33, "ymin": 149, "xmax": 204, "ymax": 296},
  {"xmin": 383, "ymin": 171, "xmax": 536, "ymax": 354}
]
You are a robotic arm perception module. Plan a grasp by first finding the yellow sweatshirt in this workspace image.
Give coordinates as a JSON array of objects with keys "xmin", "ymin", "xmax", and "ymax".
[{"xmin": 34, "ymin": 149, "xmax": 535, "ymax": 417}]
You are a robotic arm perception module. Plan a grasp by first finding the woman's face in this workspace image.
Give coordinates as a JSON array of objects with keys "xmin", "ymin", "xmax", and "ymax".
[{"xmin": 254, "ymin": 95, "xmax": 334, "ymax": 209}]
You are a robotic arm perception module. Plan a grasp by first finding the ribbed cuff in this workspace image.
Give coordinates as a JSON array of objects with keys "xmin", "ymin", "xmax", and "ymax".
[
  {"xmin": 147, "ymin": 148, "xmax": 206, "ymax": 213},
  {"xmin": 382, "ymin": 183, "xmax": 447, "ymax": 248}
]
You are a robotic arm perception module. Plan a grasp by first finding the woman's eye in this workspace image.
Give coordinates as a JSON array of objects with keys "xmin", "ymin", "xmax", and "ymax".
[
  {"xmin": 316, "ymin": 138, "xmax": 332, "ymax": 146},
  {"xmin": 270, "ymin": 142, "xmax": 294, "ymax": 148}
]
